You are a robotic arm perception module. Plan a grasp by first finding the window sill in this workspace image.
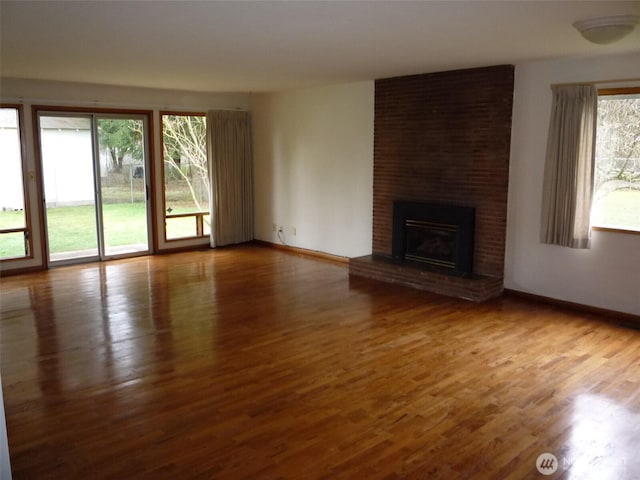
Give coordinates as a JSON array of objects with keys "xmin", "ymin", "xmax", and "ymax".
[{"xmin": 592, "ymin": 226, "xmax": 640, "ymax": 236}]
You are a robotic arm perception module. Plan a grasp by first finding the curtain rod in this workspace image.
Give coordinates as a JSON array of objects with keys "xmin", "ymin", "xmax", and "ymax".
[{"xmin": 550, "ymin": 78, "xmax": 640, "ymax": 87}]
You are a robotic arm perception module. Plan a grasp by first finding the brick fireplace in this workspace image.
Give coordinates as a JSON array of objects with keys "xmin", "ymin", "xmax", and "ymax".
[{"xmin": 349, "ymin": 65, "xmax": 514, "ymax": 301}]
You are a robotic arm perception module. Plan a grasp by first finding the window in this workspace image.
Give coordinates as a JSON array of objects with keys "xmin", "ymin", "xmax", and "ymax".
[
  {"xmin": 160, "ymin": 113, "xmax": 210, "ymax": 241},
  {"xmin": 592, "ymin": 88, "xmax": 640, "ymax": 232},
  {"xmin": 0, "ymin": 105, "xmax": 32, "ymax": 260}
]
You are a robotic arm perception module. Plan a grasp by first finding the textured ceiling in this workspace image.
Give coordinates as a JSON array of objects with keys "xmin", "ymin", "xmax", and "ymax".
[{"xmin": 1, "ymin": 1, "xmax": 639, "ymax": 93}]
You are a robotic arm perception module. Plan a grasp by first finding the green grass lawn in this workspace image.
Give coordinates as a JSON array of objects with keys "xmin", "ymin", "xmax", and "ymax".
[
  {"xmin": 0, "ymin": 210, "xmax": 29, "ymax": 259},
  {"xmin": 592, "ymin": 189, "xmax": 640, "ymax": 229},
  {"xmin": 45, "ymin": 203, "xmax": 150, "ymax": 253},
  {"xmin": 0, "ymin": 203, "xmax": 149, "ymax": 258},
  {"xmin": 1, "ymin": 173, "xmax": 211, "ymax": 259},
  {"xmin": 1, "ymin": 201, "xmax": 211, "ymax": 259}
]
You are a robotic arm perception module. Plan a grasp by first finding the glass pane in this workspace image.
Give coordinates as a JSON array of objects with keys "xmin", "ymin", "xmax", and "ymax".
[
  {"xmin": 166, "ymin": 216, "xmax": 197, "ymax": 239},
  {"xmin": 593, "ymin": 94, "xmax": 640, "ymax": 230},
  {"xmin": 0, "ymin": 107, "xmax": 28, "ymax": 260},
  {"xmin": 0, "ymin": 231, "xmax": 28, "ymax": 259},
  {"xmin": 203, "ymin": 214, "xmax": 211, "ymax": 236},
  {"xmin": 97, "ymin": 117, "xmax": 149, "ymax": 256},
  {"xmin": 165, "ymin": 214, "xmax": 210, "ymax": 239},
  {"xmin": 40, "ymin": 115, "xmax": 98, "ymax": 261},
  {"xmin": 162, "ymin": 114, "xmax": 209, "ymax": 240}
]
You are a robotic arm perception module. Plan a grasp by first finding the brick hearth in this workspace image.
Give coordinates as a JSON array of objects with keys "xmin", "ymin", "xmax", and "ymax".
[{"xmin": 349, "ymin": 255, "xmax": 504, "ymax": 302}]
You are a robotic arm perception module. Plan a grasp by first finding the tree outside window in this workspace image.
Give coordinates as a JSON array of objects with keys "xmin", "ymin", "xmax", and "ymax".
[
  {"xmin": 161, "ymin": 114, "xmax": 210, "ymax": 240},
  {"xmin": 592, "ymin": 90, "xmax": 640, "ymax": 231}
]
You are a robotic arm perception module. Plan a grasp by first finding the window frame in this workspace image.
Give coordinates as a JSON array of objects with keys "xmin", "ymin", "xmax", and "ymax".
[
  {"xmin": 159, "ymin": 111, "xmax": 210, "ymax": 243},
  {"xmin": 592, "ymin": 87, "xmax": 640, "ymax": 236},
  {"xmin": 0, "ymin": 103, "xmax": 34, "ymax": 262}
]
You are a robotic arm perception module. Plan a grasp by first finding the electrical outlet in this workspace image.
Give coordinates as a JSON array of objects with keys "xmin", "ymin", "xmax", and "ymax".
[
  {"xmin": 272, "ymin": 223, "xmax": 276, "ymax": 232},
  {"xmin": 292, "ymin": 227, "xmax": 296, "ymax": 236},
  {"xmin": 278, "ymin": 225, "xmax": 284, "ymax": 233}
]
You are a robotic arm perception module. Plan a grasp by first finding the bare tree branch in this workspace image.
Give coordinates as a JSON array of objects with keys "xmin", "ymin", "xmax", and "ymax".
[{"xmin": 162, "ymin": 115, "xmax": 209, "ymax": 217}]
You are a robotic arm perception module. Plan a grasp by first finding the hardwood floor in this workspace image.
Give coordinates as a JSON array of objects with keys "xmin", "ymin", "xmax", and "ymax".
[{"xmin": 1, "ymin": 244, "xmax": 639, "ymax": 479}]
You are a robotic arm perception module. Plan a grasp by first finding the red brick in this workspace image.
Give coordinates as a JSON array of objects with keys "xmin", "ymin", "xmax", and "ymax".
[{"xmin": 360, "ymin": 65, "xmax": 514, "ymax": 300}]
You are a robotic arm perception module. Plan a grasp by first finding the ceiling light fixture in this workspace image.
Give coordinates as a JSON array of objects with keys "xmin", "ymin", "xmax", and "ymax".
[{"xmin": 573, "ymin": 15, "xmax": 639, "ymax": 45}]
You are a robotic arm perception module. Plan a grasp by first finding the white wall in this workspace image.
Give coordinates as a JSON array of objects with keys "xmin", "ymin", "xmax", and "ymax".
[
  {"xmin": 506, "ymin": 52, "xmax": 640, "ymax": 316},
  {"xmin": 41, "ymin": 129, "xmax": 94, "ymax": 206},
  {"xmin": 251, "ymin": 81, "xmax": 374, "ymax": 258}
]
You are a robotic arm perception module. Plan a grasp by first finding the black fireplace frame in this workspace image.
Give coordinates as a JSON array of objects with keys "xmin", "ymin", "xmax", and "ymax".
[{"xmin": 392, "ymin": 201, "xmax": 475, "ymax": 276}]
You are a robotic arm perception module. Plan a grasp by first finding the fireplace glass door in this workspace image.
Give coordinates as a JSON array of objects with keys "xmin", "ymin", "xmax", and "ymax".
[{"xmin": 405, "ymin": 220, "xmax": 457, "ymax": 269}]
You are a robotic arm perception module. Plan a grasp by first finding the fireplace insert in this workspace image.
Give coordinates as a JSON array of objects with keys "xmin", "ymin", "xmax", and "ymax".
[{"xmin": 392, "ymin": 201, "xmax": 475, "ymax": 276}]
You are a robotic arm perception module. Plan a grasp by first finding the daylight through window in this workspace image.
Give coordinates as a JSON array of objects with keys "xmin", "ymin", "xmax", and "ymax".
[
  {"xmin": 161, "ymin": 113, "xmax": 210, "ymax": 241},
  {"xmin": 592, "ymin": 89, "xmax": 640, "ymax": 232},
  {"xmin": 0, "ymin": 106, "xmax": 31, "ymax": 260}
]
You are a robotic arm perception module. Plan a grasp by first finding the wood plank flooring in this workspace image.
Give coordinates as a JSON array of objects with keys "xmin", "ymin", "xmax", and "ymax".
[{"xmin": 1, "ymin": 244, "xmax": 640, "ymax": 479}]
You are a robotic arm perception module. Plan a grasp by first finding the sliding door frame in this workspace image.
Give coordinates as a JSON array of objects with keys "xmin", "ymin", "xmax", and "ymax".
[{"xmin": 32, "ymin": 105, "xmax": 158, "ymax": 267}]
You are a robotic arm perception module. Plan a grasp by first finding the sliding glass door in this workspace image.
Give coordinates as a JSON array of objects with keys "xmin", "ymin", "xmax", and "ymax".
[
  {"xmin": 40, "ymin": 115, "xmax": 99, "ymax": 262},
  {"xmin": 96, "ymin": 117, "xmax": 149, "ymax": 257},
  {"xmin": 39, "ymin": 113, "xmax": 151, "ymax": 264}
]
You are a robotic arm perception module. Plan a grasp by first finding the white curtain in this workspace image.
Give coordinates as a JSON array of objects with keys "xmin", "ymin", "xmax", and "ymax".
[
  {"xmin": 540, "ymin": 85, "xmax": 598, "ymax": 249},
  {"xmin": 207, "ymin": 110, "xmax": 254, "ymax": 247}
]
